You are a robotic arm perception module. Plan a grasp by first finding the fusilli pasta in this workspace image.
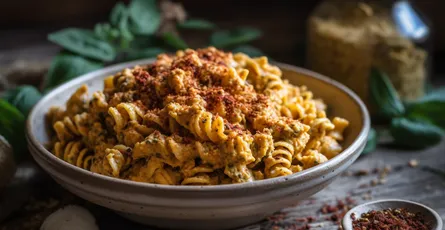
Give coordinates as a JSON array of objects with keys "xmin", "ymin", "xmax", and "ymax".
[{"xmin": 47, "ymin": 47, "xmax": 349, "ymax": 185}]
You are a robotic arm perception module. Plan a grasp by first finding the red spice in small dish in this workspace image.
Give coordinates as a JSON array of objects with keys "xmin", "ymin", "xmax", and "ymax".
[{"xmin": 351, "ymin": 208, "xmax": 431, "ymax": 230}]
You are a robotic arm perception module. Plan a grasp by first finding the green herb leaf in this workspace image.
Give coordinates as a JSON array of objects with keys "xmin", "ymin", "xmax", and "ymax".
[
  {"xmin": 48, "ymin": 28, "xmax": 116, "ymax": 61},
  {"xmin": 94, "ymin": 23, "xmax": 119, "ymax": 41},
  {"xmin": 362, "ymin": 127, "xmax": 377, "ymax": 155},
  {"xmin": 406, "ymin": 87, "xmax": 445, "ymax": 130},
  {"xmin": 232, "ymin": 45, "xmax": 265, "ymax": 57},
  {"xmin": 178, "ymin": 19, "xmax": 217, "ymax": 30},
  {"xmin": 390, "ymin": 117, "xmax": 444, "ymax": 149},
  {"xmin": 210, "ymin": 27, "xmax": 262, "ymax": 48},
  {"xmin": 110, "ymin": 2, "xmax": 128, "ymax": 27},
  {"xmin": 44, "ymin": 53, "xmax": 103, "ymax": 90},
  {"xmin": 128, "ymin": 0, "xmax": 161, "ymax": 35},
  {"xmin": 417, "ymin": 87, "xmax": 445, "ymax": 103},
  {"xmin": 2, "ymin": 85, "xmax": 42, "ymax": 117},
  {"xmin": 163, "ymin": 32, "xmax": 188, "ymax": 50},
  {"xmin": 0, "ymin": 99, "xmax": 26, "ymax": 161},
  {"xmin": 109, "ymin": 2, "xmax": 134, "ymax": 48},
  {"xmin": 369, "ymin": 68, "xmax": 405, "ymax": 118},
  {"xmin": 125, "ymin": 47, "xmax": 166, "ymax": 61}
]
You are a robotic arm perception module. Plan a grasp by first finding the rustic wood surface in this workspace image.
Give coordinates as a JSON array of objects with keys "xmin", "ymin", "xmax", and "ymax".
[{"xmin": 0, "ymin": 41, "xmax": 444, "ymax": 230}]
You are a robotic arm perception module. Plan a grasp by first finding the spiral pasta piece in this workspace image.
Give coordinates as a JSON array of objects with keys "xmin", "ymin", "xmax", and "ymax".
[
  {"xmin": 264, "ymin": 140, "xmax": 294, "ymax": 178},
  {"xmin": 221, "ymin": 132, "xmax": 255, "ymax": 165},
  {"xmin": 133, "ymin": 131, "xmax": 197, "ymax": 167},
  {"xmin": 89, "ymin": 92, "xmax": 108, "ymax": 117},
  {"xmin": 108, "ymin": 103, "xmax": 145, "ymax": 132},
  {"xmin": 224, "ymin": 164, "xmax": 253, "ymax": 183},
  {"xmin": 329, "ymin": 117, "xmax": 350, "ymax": 141},
  {"xmin": 181, "ymin": 160, "xmax": 214, "ymax": 185},
  {"xmin": 103, "ymin": 145, "xmax": 132, "ymax": 177},
  {"xmin": 129, "ymin": 157, "xmax": 179, "ymax": 185},
  {"xmin": 66, "ymin": 84, "xmax": 88, "ymax": 116},
  {"xmin": 53, "ymin": 113, "xmax": 89, "ymax": 142},
  {"xmin": 297, "ymin": 150, "xmax": 328, "ymax": 168},
  {"xmin": 52, "ymin": 141, "xmax": 93, "ymax": 170},
  {"xmin": 168, "ymin": 103, "xmax": 228, "ymax": 143},
  {"xmin": 113, "ymin": 68, "xmax": 136, "ymax": 92},
  {"xmin": 250, "ymin": 131, "xmax": 274, "ymax": 167}
]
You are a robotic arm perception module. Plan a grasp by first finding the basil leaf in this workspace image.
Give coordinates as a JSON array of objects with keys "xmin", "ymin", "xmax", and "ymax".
[
  {"xmin": 44, "ymin": 53, "xmax": 103, "ymax": 90},
  {"xmin": 125, "ymin": 47, "xmax": 166, "ymax": 61},
  {"xmin": 407, "ymin": 102, "xmax": 445, "ymax": 130},
  {"xmin": 232, "ymin": 45, "xmax": 265, "ymax": 57},
  {"xmin": 362, "ymin": 127, "xmax": 377, "ymax": 155},
  {"xmin": 48, "ymin": 28, "xmax": 116, "ymax": 61},
  {"xmin": 2, "ymin": 85, "xmax": 42, "ymax": 117},
  {"xmin": 406, "ymin": 87, "xmax": 445, "ymax": 130},
  {"xmin": 210, "ymin": 27, "xmax": 262, "ymax": 48},
  {"xmin": 163, "ymin": 32, "xmax": 188, "ymax": 50},
  {"xmin": 390, "ymin": 117, "xmax": 444, "ymax": 149},
  {"xmin": 94, "ymin": 23, "xmax": 119, "ymax": 41},
  {"xmin": 110, "ymin": 2, "xmax": 128, "ymax": 27},
  {"xmin": 128, "ymin": 0, "xmax": 161, "ymax": 35},
  {"xmin": 109, "ymin": 2, "xmax": 134, "ymax": 48},
  {"xmin": 369, "ymin": 68, "xmax": 405, "ymax": 118},
  {"xmin": 0, "ymin": 99, "xmax": 26, "ymax": 160},
  {"xmin": 178, "ymin": 19, "xmax": 217, "ymax": 30},
  {"xmin": 417, "ymin": 87, "xmax": 445, "ymax": 103}
]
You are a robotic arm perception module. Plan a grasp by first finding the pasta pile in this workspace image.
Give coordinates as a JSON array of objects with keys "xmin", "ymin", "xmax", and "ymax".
[{"xmin": 47, "ymin": 47, "xmax": 349, "ymax": 185}]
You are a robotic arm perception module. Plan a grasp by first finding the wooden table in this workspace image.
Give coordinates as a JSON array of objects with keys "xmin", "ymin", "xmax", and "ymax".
[{"xmin": 0, "ymin": 42, "xmax": 444, "ymax": 230}]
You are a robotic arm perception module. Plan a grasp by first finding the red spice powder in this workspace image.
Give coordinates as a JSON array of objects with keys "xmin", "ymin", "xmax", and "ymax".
[{"xmin": 351, "ymin": 208, "xmax": 431, "ymax": 230}]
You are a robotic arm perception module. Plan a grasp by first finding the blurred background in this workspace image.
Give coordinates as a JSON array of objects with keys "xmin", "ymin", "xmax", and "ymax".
[{"xmin": 0, "ymin": 0, "xmax": 443, "ymax": 72}]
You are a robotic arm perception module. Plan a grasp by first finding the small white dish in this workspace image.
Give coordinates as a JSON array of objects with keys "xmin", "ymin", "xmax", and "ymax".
[{"xmin": 342, "ymin": 199, "xmax": 443, "ymax": 230}]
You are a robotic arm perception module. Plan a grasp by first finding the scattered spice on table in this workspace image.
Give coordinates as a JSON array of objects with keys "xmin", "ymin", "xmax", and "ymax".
[
  {"xmin": 409, "ymin": 159, "xmax": 419, "ymax": 168},
  {"xmin": 351, "ymin": 208, "xmax": 431, "ymax": 230},
  {"xmin": 320, "ymin": 198, "xmax": 356, "ymax": 225},
  {"xmin": 354, "ymin": 169, "xmax": 370, "ymax": 176}
]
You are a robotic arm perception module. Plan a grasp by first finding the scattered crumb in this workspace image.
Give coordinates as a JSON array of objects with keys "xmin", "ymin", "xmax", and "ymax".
[
  {"xmin": 359, "ymin": 184, "xmax": 369, "ymax": 188},
  {"xmin": 330, "ymin": 213, "xmax": 339, "ymax": 222},
  {"xmin": 307, "ymin": 216, "xmax": 315, "ymax": 223},
  {"xmin": 379, "ymin": 179, "xmax": 387, "ymax": 184},
  {"xmin": 383, "ymin": 165, "xmax": 392, "ymax": 173},
  {"xmin": 379, "ymin": 173, "xmax": 387, "ymax": 179},
  {"xmin": 362, "ymin": 192, "xmax": 372, "ymax": 200},
  {"xmin": 370, "ymin": 179, "xmax": 379, "ymax": 186},
  {"xmin": 354, "ymin": 169, "xmax": 370, "ymax": 176},
  {"xmin": 408, "ymin": 159, "xmax": 419, "ymax": 168},
  {"xmin": 318, "ymin": 198, "xmax": 356, "ymax": 226}
]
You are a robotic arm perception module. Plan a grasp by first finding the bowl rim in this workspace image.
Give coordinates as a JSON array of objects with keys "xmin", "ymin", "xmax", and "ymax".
[
  {"xmin": 341, "ymin": 199, "xmax": 443, "ymax": 230},
  {"xmin": 26, "ymin": 58, "xmax": 370, "ymax": 192}
]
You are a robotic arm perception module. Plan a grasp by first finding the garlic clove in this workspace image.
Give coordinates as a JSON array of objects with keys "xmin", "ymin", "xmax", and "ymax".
[{"xmin": 41, "ymin": 205, "xmax": 99, "ymax": 230}]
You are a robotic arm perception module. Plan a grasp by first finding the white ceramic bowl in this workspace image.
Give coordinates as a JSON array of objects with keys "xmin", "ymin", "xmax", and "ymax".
[{"xmin": 27, "ymin": 59, "xmax": 370, "ymax": 230}]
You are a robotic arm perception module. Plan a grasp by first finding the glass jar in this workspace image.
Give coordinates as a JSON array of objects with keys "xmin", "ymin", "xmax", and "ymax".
[{"xmin": 306, "ymin": 0, "xmax": 431, "ymax": 105}]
